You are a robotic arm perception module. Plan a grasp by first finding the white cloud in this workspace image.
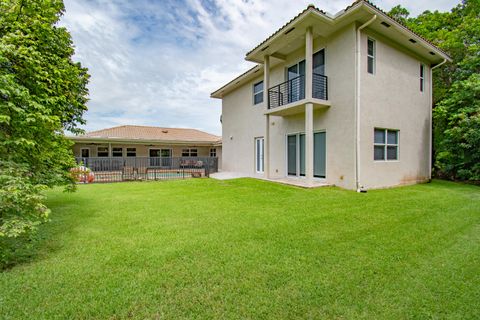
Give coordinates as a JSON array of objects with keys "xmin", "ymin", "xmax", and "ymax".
[{"xmin": 61, "ymin": 0, "xmax": 460, "ymax": 135}]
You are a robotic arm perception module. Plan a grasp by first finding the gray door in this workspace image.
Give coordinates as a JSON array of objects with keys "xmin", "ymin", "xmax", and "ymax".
[
  {"xmin": 287, "ymin": 134, "xmax": 306, "ymax": 176},
  {"xmin": 287, "ymin": 135, "xmax": 297, "ymax": 176},
  {"xmin": 299, "ymin": 134, "xmax": 305, "ymax": 176},
  {"xmin": 314, "ymin": 132, "xmax": 326, "ymax": 178}
]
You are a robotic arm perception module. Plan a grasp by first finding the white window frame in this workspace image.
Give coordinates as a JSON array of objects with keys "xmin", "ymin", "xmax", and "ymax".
[
  {"xmin": 80, "ymin": 147, "xmax": 90, "ymax": 158},
  {"xmin": 181, "ymin": 148, "xmax": 198, "ymax": 157},
  {"xmin": 367, "ymin": 38, "xmax": 376, "ymax": 75},
  {"xmin": 255, "ymin": 137, "xmax": 264, "ymax": 173},
  {"xmin": 97, "ymin": 146, "xmax": 109, "ymax": 157},
  {"xmin": 420, "ymin": 64, "xmax": 425, "ymax": 92},
  {"xmin": 374, "ymin": 128, "xmax": 399, "ymax": 161},
  {"xmin": 126, "ymin": 147, "xmax": 136, "ymax": 157},
  {"xmin": 160, "ymin": 148, "xmax": 172, "ymax": 158},
  {"xmin": 112, "ymin": 147, "xmax": 123, "ymax": 157},
  {"xmin": 209, "ymin": 148, "xmax": 216, "ymax": 157},
  {"xmin": 253, "ymin": 81, "xmax": 264, "ymax": 105}
]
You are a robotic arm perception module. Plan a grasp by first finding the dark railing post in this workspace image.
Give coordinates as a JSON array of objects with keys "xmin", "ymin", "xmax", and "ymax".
[{"xmin": 326, "ymin": 75, "xmax": 328, "ymax": 100}]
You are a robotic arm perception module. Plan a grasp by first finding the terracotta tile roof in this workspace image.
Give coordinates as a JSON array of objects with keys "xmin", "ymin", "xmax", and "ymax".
[
  {"xmin": 245, "ymin": 4, "xmax": 325, "ymax": 57},
  {"xmin": 245, "ymin": 0, "xmax": 450, "ymax": 60},
  {"xmin": 348, "ymin": 0, "xmax": 451, "ymax": 59},
  {"xmin": 76, "ymin": 125, "xmax": 221, "ymax": 143}
]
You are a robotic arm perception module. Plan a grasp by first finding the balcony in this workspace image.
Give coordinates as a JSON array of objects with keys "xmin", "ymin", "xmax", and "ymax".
[{"xmin": 266, "ymin": 73, "xmax": 329, "ymax": 116}]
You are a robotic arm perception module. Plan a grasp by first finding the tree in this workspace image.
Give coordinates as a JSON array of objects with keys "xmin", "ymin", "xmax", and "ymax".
[
  {"xmin": 0, "ymin": 0, "xmax": 89, "ymax": 265},
  {"xmin": 434, "ymin": 74, "xmax": 480, "ymax": 180},
  {"xmin": 388, "ymin": 1, "xmax": 480, "ymax": 181},
  {"xmin": 388, "ymin": 5, "xmax": 411, "ymax": 25}
]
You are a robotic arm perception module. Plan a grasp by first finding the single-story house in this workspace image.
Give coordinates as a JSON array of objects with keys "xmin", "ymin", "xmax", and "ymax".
[{"xmin": 70, "ymin": 125, "xmax": 222, "ymax": 174}]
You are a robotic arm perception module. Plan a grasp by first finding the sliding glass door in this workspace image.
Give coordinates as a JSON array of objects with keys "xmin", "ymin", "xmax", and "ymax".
[
  {"xmin": 287, "ymin": 135, "xmax": 297, "ymax": 176},
  {"xmin": 287, "ymin": 133, "xmax": 305, "ymax": 176},
  {"xmin": 314, "ymin": 132, "xmax": 326, "ymax": 178},
  {"xmin": 287, "ymin": 132, "xmax": 326, "ymax": 178}
]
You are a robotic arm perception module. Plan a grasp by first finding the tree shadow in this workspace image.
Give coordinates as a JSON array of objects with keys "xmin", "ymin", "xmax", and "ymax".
[{"xmin": 1, "ymin": 191, "xmax": 94, "ymax": 271}]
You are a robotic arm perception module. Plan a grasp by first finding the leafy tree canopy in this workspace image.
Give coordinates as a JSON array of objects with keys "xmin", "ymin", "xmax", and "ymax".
[
  {"xmin": 0, "ymin": 0, "xmax": 89, "ymax": 263},
  {"xmin": 389, "ymin": 0, "xmax": 480, "ymax": 181}
]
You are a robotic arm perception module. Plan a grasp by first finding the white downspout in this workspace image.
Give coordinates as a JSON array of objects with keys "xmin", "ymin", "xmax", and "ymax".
[
  {"xmin": 428, "ymin": 59, "xmax": 447, "ymax": 180},
  {"xmin": 355, "ymin": 15, "xmax": 376, "ymax": 192}
]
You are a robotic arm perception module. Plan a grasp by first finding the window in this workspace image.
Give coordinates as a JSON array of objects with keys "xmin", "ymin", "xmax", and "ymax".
[
  {"xmin": 160, "ymin": 149, "xmax": 171, "ymax": 157},
  {"xmin": 210, "ymin": 148, "xmax": 216, "ymax": 157},
  {"xmin": 97, "ymin": 146, "xmax": 108, "ymax": 157},
  {"xmin": 112, "ymin": 147, "xmax": 123, "ymax": 157},
  {"xmin": 126, "ymin": 148, "xmax": 136, "ymax": 157},
  {"xmin": 80, "ymin": 148, "xmax": 90, "ymax": 158},
  {"xmin": 253, "ymin": 81, "xmax": 263, "ymax": 105},
  {"xmin": 367, "ymin": 38, "xmax": 375, "ymax": 74},
  {"xmin": 374, "ymin": 128, "xmax": 399, "ymax": 161},
  {"xmin": 182, "ymin": 148, "xmax": 198, "ymax": 157},
  {"xmin": 420, "ymin": 64, "xmax": 425, "ymax": 92}
]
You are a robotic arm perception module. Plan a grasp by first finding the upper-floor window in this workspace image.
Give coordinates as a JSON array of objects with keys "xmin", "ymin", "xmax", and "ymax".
[
  {"xmin": 210, "ymin": 148, "xmax": 216, "ymax": 157},
  {"xmin": 253, "ymin": 81, "xmax": 264, "ymax": 105},
  {"xmin": 374, "ymin": 128, "xmax": 399, "ymax": 161},
  {"xmin": 420, "ymin": 64, "xmax": 425, "ymax": 92},
  {"xmin": 367, "ymin": 38, "xmax": 376, "ymax": 74}
]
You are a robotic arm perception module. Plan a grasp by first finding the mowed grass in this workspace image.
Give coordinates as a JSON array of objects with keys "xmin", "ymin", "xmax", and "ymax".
[{"xmin": 1, "ymin": 179, "xmax": 479, "ymax": 319}]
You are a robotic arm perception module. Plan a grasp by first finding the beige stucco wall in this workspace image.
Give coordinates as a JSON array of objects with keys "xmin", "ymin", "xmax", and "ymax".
[
  {"xmin": 221, "ymin": 76, "xmax": 266, "ymax": 175},
  {"xmin": 220, "ymin": 23, "xmax": 432, "ymax": 190},
  {"xmin": 72, "ymin": 143, "xmax": 221, "ymax": 168},
  {"xmin": 359, "ymin": 28, "xmax": 431, "ymax": 189},
  {"xmin": 221, "ymin": 24, "xmax": 357, "ymax": 188}
]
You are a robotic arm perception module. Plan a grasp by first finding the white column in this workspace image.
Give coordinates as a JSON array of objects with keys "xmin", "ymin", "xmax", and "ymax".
[
  {"xmin": 264, "ymin": 55, "xmax": 270, "ymax": 178},
  {"xmin": 305, "ymin": 27, "xmax": 313, "ymax": 99},
  {"xmin": 305, "ymin": 103, "xmax": 314, "ymax": 184},
  {"xmin": 305, "ymin": 27, "xmax": 314, "ymax": 184}
]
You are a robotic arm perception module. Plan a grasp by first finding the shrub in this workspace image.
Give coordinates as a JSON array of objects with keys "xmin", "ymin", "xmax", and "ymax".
[{"xmin": 0, "ymin": 161, "xmax": 50, "ymax": 268}]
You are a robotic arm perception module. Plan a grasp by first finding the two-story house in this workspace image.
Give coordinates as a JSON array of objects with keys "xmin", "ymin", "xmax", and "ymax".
[{"xmin": 211, "ymin": 0, "xmax": 451, "ymax": 190}]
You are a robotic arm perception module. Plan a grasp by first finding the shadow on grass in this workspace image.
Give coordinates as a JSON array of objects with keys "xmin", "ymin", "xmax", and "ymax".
[{"xmin": 1, "ymin": 189, "xmax": 94, "ymax": 271}]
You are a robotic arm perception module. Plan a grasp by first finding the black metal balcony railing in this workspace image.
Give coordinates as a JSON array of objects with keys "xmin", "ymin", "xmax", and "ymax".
[
  {"xmin": 268, "ymin": 73, "xmax": 328, "ymax": 109},
  {"xmin": 268, "ymin": 75, "xmax": 305, "ymax": 109},
  {"xmin": 313, "ymin": 73, "xmax": 328, "ymax": 100}
]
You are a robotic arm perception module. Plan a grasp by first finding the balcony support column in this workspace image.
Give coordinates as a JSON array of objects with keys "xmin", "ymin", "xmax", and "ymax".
[
  {"xmin": 305, "ymin": 26, "xmax": 313, "ymax": 99},
  {"xmin": 305, "ymin": 103, "xmax": 314, "ymax": 185},
  {"xmin": 264, "ymin": 55, "xmax": 270, "ymax": 178}
]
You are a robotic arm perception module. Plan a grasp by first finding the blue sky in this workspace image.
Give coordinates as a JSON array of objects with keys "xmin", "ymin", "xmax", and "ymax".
[{"xmin": 61, "ymin": 0, "xmax": 460, "ymax": 135}]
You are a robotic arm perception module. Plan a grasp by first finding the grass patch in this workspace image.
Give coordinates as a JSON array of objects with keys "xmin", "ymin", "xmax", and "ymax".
[{"xmin": 0, "ymin": 179, "xmax": 479, "ymax": 319}]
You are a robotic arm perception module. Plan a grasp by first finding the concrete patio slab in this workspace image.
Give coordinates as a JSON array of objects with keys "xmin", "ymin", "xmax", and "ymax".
[{"xmin": 211, "ymin": 172, "xmax": 331, "ymax": 188}]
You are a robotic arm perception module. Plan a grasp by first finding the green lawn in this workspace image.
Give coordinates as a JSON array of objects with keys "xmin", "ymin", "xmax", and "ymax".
[{"xmin": 1, "ymin": 179, "xmax": 479, "ymax": 319}]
